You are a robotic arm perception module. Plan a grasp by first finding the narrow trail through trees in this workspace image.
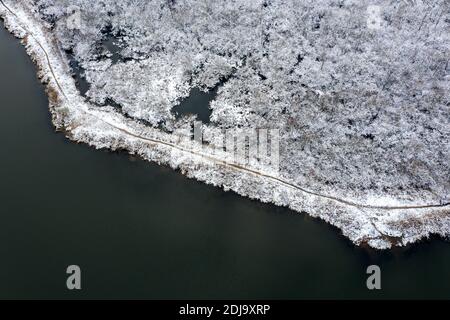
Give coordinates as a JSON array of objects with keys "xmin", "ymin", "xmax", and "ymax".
[{"xmin": 2, "ymin": 0, "xmax": 449, "ymax": 212}]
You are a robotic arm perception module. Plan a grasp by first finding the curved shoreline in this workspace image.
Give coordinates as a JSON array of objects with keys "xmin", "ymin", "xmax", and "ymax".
[{"xmin": 1, "ymin": 0, "xmax": 449, "ymax": 249}]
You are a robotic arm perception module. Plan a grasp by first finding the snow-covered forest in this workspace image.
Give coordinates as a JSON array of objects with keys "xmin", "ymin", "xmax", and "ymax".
[
  {"xmin": 32, "ymin": 0, "xmax": 449, "ymax": 204},
  {"xmin": 2, "ymin": 0, "xmax": 449, "ymax": 248}
]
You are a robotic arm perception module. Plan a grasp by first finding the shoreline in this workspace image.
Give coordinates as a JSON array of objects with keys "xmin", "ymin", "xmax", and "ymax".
[{"xmin": 1, "ymin": 1, "xmax": 449, "ymax": 249}]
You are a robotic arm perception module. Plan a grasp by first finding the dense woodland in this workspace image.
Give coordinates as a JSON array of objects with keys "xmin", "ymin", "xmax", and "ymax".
[{"xmin": 32, "ymin": 0, "xmax": 449, "ymax": 205}]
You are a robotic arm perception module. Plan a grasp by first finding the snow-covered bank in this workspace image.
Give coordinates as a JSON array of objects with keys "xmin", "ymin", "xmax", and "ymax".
[{"xmin": 1, "ymin": 0, "xmax": 449, "ymax": 249}]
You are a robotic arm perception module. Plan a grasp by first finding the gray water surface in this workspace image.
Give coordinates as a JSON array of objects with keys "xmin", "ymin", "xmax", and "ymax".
[
  {"xmin": 1, "ymin": 25, "xmax": 450, "ymax": 299},
  {"xmin": 173, "ymin": 87, "xmax": 217, "ymax": 124}
]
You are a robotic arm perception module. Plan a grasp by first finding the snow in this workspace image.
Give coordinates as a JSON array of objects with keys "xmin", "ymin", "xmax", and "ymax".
[{"xmin": 1, "ymin": 0, "xmax": 449, "ymax": 249}]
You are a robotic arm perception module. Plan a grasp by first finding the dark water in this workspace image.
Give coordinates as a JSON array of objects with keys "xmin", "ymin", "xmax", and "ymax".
[
  {"xmin": 101, "ymin": 36, "xmax": 122, "ymax": 64},
  {"xmin": 173, "ymin": 87, "xmax": 217, "ymax": 124},
  {"xmin": 68, "ymin": 56, "xmax": 90, "ymax": 96},
  {"xmin": 1, "ymin": 25, "xmax": 450, "ymax": 300}
]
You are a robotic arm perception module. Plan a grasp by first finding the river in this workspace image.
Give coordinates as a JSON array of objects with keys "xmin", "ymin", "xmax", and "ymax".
[{"xmin": 0, "ymin": 24, "xmax": 449, "ymax": 299}]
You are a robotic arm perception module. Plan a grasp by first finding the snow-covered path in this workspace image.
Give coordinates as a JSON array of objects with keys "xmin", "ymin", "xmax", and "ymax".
[
  {"xmin": 2, "ymin": 0, "xmax": 449, "ymax": 248},
  {"xmin": 1, "ymin": 0, "xmax": 447, "ymax": 211}
]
